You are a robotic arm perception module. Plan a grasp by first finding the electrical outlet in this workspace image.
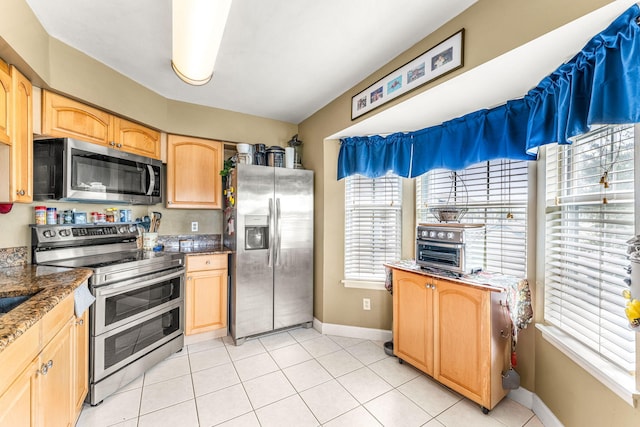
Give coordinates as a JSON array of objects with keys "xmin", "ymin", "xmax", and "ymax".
[
  {"xmin": 363, "ymin": 298, "xmax": 371, "ymax": 311},
  {"xmin": 191, "ymin": 221, "xmax": 198, "ymax": 232}
]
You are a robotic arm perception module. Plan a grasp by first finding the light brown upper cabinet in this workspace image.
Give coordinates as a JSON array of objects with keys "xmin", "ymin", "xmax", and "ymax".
[
  {"xmin": 42, "ymin": 90, "xmax": 110, "ymax": 145},
  {"xmin": 10, "ymin": 66, "xmax": 33, "ymax": 203},
  {"xmin": 166, "ymin": 135, "xmax": 223, "ymax": 209},
  {"xmin": 0, "ymin": 63, "xmax": 33, "ymax": 204},
  {"xmin": 111, "ymin": 117, "xmax": 161, "ymax": 159},
  {"xmin": 0, "ymin": 60, "xmax": 10, "ymax": 146},
  {"xmin": 42, "ymin": 90, "xmax": 160, "ymax": 159}
]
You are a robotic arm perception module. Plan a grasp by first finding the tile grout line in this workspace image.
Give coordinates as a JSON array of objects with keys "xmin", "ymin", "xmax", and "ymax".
[{"xmin": 186, "ymin": 345, "xmax": 201, "ymax": 427}]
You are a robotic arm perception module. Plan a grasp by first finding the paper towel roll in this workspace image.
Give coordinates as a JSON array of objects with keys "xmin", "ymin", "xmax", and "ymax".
[{"xmin": 285, "ymin": 147, "xmax": 295, "ymax": 168}]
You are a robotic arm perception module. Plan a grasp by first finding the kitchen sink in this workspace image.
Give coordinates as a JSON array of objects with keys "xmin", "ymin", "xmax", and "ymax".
[{"xmin": 0, "ymin": 294, "xmax": 36, "ymax": 314}]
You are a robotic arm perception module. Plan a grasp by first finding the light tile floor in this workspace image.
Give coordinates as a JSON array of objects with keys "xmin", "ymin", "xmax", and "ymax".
[{"xmin": 77, "ymin": 328, "xmax": 544, "ymax": 427}]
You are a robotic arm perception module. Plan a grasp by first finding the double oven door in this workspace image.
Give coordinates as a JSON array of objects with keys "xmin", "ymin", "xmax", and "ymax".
[{"xmin": 91, "ymin": 267, "xmax": 184, "ymax": 382}]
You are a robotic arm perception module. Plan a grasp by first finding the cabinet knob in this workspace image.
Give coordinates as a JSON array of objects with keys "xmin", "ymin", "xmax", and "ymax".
[
  {"xmin": 17, "ymin": 189, "xmax": 25, "ymax": 196},
  {"xmin": 39, "ymin": 360, "xmax": 53, "ymax": 375},
  {"xmin": 187, "ymin": 276, "xmax": 192, "ymax": 281},
  {"xmin": 205, "ymin": 260, "xmax": 211, "ymax": 265},
  {"xmin": 76, "ymin": 318, "xmax": 84, "ymax": 326},
  {"xmin": 116, "ymin": 143, "xmax": 122, "ymax": 148},
  {"xmin": 109, "ymin": 141, "xmax": 116, "ymax": 146}
]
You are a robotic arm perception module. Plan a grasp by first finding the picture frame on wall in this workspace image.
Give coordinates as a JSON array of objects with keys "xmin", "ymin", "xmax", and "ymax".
[{"xmin": 351, "ymin": 29, "xmax": 465, "ymax": 120}]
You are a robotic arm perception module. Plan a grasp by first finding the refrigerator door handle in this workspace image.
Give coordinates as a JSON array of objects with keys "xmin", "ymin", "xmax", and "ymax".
[
  {"xmin": 276, "ymin": 197, "xmax": 282, "ymax": 266},
  {"xmin": 268, "ymin": 198, "xmax": 274, "ymax": 267}
]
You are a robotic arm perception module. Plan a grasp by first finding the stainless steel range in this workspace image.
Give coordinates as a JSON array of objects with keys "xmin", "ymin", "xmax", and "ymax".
[{"xmin": 31, "ymin": 223, "xmax": 185, "ymax": 406}]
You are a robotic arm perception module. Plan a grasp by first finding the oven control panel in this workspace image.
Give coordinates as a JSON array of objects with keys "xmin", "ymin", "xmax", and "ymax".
[
  {"xmin": 417, "ymin": 227, "xmax": 463, "ymax": 242},
  {"xmin": 31, "ymin": 223, "xmax": 139, "ymax": 243},
  {"xmin": 416, "ymin": 224, "xmax": 485, "ymax": 244},
  {"xmin": 418, "ymin": 229, "xmax": 458, "ymax": 240}
]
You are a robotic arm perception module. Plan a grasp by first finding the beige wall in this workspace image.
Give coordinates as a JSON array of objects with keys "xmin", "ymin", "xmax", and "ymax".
[
  {"xmin": 0, "ymin": 202, "xmax": 223, "ymax": 262},
  {"xmin": 535, "ymin": 332, "xmax": 640, "ymax": 426},
  {"xmin": 299, "ymin": 0, "xmax": 640, "ymax": 425}
]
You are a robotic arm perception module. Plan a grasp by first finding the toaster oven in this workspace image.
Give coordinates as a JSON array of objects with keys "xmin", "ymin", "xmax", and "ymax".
[{"xmin": 416, "ymin": 223, "xmax": 485, "ymax": 274}]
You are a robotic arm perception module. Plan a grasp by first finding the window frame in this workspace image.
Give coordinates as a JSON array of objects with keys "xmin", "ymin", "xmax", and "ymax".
[
  {"xmin": 540, "ymin": 123, "xmax": 640, "ymax": 405},
  {"xmin": 343, "ymin": 172, "xmax": 403, "ymax": 289}
]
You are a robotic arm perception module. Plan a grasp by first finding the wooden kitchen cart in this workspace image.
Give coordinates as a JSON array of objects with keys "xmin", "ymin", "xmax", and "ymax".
[{"xmin": 390, "ymin": 266, "xmax": 511, "ymax": 413}]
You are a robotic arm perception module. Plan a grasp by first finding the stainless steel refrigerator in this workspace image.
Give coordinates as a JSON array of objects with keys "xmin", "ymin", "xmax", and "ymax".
[{"xmin": 224, "ymin": 164, "xmax": 314, "ymax": 344}]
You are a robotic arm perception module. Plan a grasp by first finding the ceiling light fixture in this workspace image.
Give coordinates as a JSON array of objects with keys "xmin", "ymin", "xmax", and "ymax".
[{"xmin": 171, "ymin": 0, "xmax": 233, "ymax": 86}]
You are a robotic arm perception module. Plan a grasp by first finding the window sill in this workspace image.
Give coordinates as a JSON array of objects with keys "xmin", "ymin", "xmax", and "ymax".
[
  {"xmin": 341, "ymin": 279, "xmax": 386, "ymax": 291},
  {"xmin": 536, "ymin": 323, "xmax": 639, "ymax": 407}
]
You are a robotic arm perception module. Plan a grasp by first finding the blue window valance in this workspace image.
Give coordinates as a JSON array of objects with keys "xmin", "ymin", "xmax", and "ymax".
[
  {"xmin": 524, "ymin": 4, "xmax": 640, "ymax": 154},
  {"xmin": 337, "ymin": 4, "xmax": 640, "ymax": 180},
  {"xmin": 337, "ymin": 133, "xmax": 412, "ymax": 180},
  {"xmin": 411, "ymin": 100, "xmax": 534, "ymax": 177}
]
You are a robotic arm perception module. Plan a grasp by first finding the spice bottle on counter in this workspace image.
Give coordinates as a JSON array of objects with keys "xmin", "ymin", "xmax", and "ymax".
[
  {"xmin": 62, "ymin": 210, "xmax": 74, "ymax": 224},
  {"xmin": 105, "ymin": 208, "xmax": 116, "ymax": 222},
  {"xmin": 46, "ymin": 207, "xmax": 57, "ymax": 224},
  {"xmin": 34, "ymin": 206, "xmax": 46, "ymax": 225}
]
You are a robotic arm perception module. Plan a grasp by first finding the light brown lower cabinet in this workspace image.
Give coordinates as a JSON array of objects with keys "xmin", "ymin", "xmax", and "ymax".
[
  {"xmin": 0, "ymin": 357, "xmax": 38, "ymax": 427},
  {"xmin": 38, "ymin": 317, "xmax": 74, "ymax": 427},
  {"xmin": 73, "ymin": 310, "xmax": 89, "ymax": 417},
  {"xmin": 392, "ymin": 268, "xmax": 510, "ymax": 412},
  {"xmin": 0, "ymin": 293, "xmax": 89, "ymax": 427},
  {"xmin": 185, "ymin": 254, "xmax": 228, "ymax": 335}
]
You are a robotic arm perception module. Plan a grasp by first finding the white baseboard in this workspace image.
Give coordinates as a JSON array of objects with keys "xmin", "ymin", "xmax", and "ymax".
[
  {"xmin": 507, "ymin": 387, "xmax": 534, "ymax": 409},
  {"xmin": 508, "ymin": 388, "xmax": 563, "ymax": 427},
  {"xmin": 313, "ymin": 317, "xmax": 392, "ymax": 342},
  {"xmin": 532, "ymin": 394, "xmax": 563, "ymax": 427}
]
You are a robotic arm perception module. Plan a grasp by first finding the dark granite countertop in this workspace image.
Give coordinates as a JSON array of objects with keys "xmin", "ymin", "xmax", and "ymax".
[{"xmin": 0, "ymin": 266, "xmax": 93, "ymax": 353}]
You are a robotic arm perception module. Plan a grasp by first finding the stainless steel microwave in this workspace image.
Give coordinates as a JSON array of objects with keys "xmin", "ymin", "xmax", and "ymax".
[{"xmin": 33, "ymin": 137, "xmax": 162, "ymax": 205}]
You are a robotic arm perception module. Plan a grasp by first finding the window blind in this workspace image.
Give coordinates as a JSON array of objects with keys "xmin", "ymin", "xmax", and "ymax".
[
  {"xmin": 545, "ymin": 124, "xmax": 636, "ymax": 373},
  {"xmin": 344, "ymin": 173, "xmax": 402, "ymax": 282},
  {"xmin": 416, "ymin": 160, "xmax": 529, "ymax": 277}
]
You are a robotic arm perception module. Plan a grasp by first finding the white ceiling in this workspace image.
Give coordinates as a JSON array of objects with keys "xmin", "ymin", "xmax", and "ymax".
[
  {"xmin": 24, "ymin": 0, "xmax": 478, "ymax": 124},
  {"xmin": 22, "ymin": 0, "xmax": 638, "ymax": 139}
]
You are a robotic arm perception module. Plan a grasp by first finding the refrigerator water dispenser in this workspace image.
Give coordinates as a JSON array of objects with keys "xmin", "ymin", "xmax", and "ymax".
[{"xmin": 244, "ymin": 215, "xmax": 269, "ymax": 250}]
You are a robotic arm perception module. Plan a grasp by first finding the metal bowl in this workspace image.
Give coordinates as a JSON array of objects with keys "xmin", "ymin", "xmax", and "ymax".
[{"xmin": 429, "ymin": 207, "xmax": 467, "ymax": 223}]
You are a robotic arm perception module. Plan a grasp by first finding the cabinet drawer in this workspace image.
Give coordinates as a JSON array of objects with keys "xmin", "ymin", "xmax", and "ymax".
[
  {"xmin": 187, "ymin": 254, "xmax": 227, "ymax": 272},
  {"xmin": 41, "ymin": 293, "xmax": 74, "ymax": 344},
  {"xmin": 0, "ymin": 321, "xmax": 39, "ymax": 396}
]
